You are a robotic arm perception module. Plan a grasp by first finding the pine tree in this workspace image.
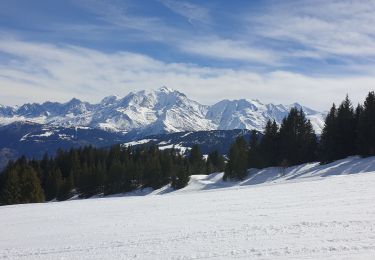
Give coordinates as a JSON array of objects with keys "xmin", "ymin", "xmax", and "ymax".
[
  {"xmin": 57, "ymin": 173, "xmax": 74, "ymax": 201},
  {"xmin": 171, "ymin": 162, "xmax": 190, "ymax": 189},
  {"xmin": 107, "ymin": 144, "xmax": 121, "ymax": 167},
  {"xmin": 146, "ymin": 157, "xmax": 163, "ymax": 189},
  {"xmin": 336, "ymin": 95, "xmax": 356, "ymax": 158},
  {"xmin": 0, "ymin": 168, "xmax": 21, "ymax": 205},
  {"xmin": 0, "ymin": 163, "xmax": 45, "ymax": 205},
  {"xmin": 105, "ymin": 160, "xmax": 124, "ymax": 194},
  {"xmin": 354, "ymin": 104, "xmax": 364, "ymax": 155},
  {"xmin": 247, "ymin": 130, "xmax": 264, "ymax": 169},
  {"xmin": 354, "ymin": 104, "xmax": 363, "ymax": 127},
  {"xmin": 70, "ymin": 149, "xmax": 82, "ymax": 186},
  {"xmin": 319, "ymin": 104, "xmax": 339, "ymax": 163},
  {"xmin": 357, "ymin": 91, "xmax": 375, "ymax": 156},
  {"xmin": 29, "ymin": 159, "xmax": 43, "ymax": 182},
  {"xmin": 76, "ymin": 163, "xmax": 91, "ymax": 197},
  {"xmin": 188, "ymin": 145, "xmax": 205, "ymax": 175},
  {"xmin": 224, "ymin": 136, "xmax": 248, "ymax": 180},
  {"xmin": 205, "ymin": 159, "xmax": 214, "ymax": 175},
  {"xmin": 44, "ymin": 168, "xmax": 63, "ymax": 201},
  {"xmin": 0, "ymin": 141, "xmax": 211, "ymax": 205},
  {"xmin": 278, "ymin": 107, "xmax": 317, "ymax": 166},
  {"xmin": 206, "ymin": 150, "xmax": 225, "ymax": 174},
  {"xmin": 92, "ymin": 161, "xmax": 106, "ymax": 194},
  {"xmin": 259, "ymin": 120, "xmax": 279, "ymax": 167},
  {"xmin": 19, "ymin": 166, "xmax": 45, "ymax": 203},
  {"xmin": 160, "ymin": 153, "xmax": 174, "ymax": 184}
]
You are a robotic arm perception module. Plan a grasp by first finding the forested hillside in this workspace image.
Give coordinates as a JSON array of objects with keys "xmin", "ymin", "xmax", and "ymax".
[{"xmin": 1, "ymin": 92, "xmax": 375, "ymax": 206}]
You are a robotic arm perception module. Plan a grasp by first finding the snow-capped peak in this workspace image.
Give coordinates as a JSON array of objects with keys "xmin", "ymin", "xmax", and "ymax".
[
  {"xmin": 157, "ymin": 86, "xmax": 175, "ymax": 94},
  {"xmin": 66, "ymin": 98, "xmax": 82, "ymax": 105},
  {"xmin": 205, "ymin": 98, "xmax": 324, "ymax": 133},
  {"xmin": 100, "ymin": 95, "xmax": 119, "ymax": 106},
  {"xmin": 0, "ymin": 88, "xmax": 326, "ymax": 135}
]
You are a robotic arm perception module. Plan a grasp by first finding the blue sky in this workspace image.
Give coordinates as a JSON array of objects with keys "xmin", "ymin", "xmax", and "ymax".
[{"xmin": 1, "ymin": 0, "xmax": 375, "ymax": 110}]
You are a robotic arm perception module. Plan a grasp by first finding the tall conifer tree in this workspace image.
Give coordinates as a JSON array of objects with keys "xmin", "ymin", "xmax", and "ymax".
[
  {"xmin": 278, "ymin": 108, "xmax": 317, "ymax": 166},
  {"xmin": 224, "ymin": 136, "xmax": 249, "ymax": 180},
  {"xmin": 357, "ymin": 91, "xmax": 375, "ymax": 156}
]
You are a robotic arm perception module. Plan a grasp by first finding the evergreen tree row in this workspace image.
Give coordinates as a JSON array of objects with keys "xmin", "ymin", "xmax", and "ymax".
[
  {"xmin": 224, "ymin": 107, "xmax": 317, "ymax": 180},
  {"xmin": 0, "ymin": 144, "xmax": 225, "ymax": 205},
  {"xmin": 224, "ymin": 91, "xmax": 375, "ymax": 181},
  {"xmin": 1, "ymin": 91, "xmax": 375, "ymax": 205},
  {"xmin": 320, "ymin": 92, "xmax": 375, "ymax": 162}
]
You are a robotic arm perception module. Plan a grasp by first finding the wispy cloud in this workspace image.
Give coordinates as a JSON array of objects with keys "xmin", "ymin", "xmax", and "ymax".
[
  {"xmin": 1, "ymin": 1, "xmax": 375, "ymax": 109},
  {"xmin": 72, "ymin": 0, "xmax": 279, "ymax": 65},
  {"xmin": 72, "ymin": 0, "xmax": 375, "ymax": 67},
  {"xmin": 250, "ymin": 0, "xmax": 375, "ymax": 58},
  {"xmin": 159, "ymin": 0, "xmax": 211, "ymax": 24},
  {"xmin": 179, "ymin": 37, "xmax": 279, "ymax": 65},
  {"xmin": 0, "ymin": 38, "xmax": 374, "ymax": 110},
  {"xmin": 73, "ymin": 0, "xmax": 176, "ymax": 41}
]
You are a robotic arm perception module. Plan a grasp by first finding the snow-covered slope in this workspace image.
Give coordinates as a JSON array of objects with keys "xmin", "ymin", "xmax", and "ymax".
[
  {"xmin": 1, "ymin": 156, "xmax": 375, "ymax": 259},
  {"xmin": 178, "ymin": 156, "xmax": 375, "ymax": 193},
  {"xmin": 90, "ymin": 87, "xmax": 214, "ymax": 135},
  {"xmin": 206, "ymin": 99, "xmax": 324, "ymax": 133},
  {"xmin": 121, "ymin": 129, "xmax": 254, "ymax": 155},
  {"xmin": 0, "ymin": 87, "xmax": 325, "ymax": 135}
]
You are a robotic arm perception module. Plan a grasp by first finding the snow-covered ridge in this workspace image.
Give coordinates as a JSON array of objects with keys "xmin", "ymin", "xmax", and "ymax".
[
  {"xmin": 114, "ymin": 155, "xmax": 375, "ymax": 197},
  {"xmin": 0, "ymin": 87, "xmax": 325, "ymax": 135}
]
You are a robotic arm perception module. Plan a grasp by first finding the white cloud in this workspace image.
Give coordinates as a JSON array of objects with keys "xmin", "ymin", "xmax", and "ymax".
[
  {"xmin": 159, "ymin": 0, "xmax": 211, "ymax": 24},
  {"xmin": 250, "ymin": 0, "xmax": 375, "ymax": 58},
  {"xmin": 71, "ymin": 0, "xmax": 375, "ymax": 67},
  {"xmin": 73, "ymin": 0, "xmax": 177, "ymax": 42},
  {"xmin": 179, "ymin": 37, "xmax": 279, "ymax": 64},
  {"xmin": 0, "ymin": 38, "xmax": 374, "ymax": 110},
  {"xmin": 72, "ymin": 0, "xmax": 279, "ymax": 64}
]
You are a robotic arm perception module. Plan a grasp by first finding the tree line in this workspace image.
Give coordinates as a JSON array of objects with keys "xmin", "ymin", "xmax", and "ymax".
[
  {"xmin": 1, "ymin": 91, "xmax": 375, "ymax": 205},
  {"xmin": 224, "ymin": 91, "xmax": 375, "ymax": 180},
  {"xmin": 0, "ymin": 145, "xmax": 225, "ymax": 205}
]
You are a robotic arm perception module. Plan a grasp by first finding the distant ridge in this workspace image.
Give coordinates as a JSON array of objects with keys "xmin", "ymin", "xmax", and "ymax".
[{"xmin": 0, "ymin": 87, "xmax": 325, "ymax": 136}]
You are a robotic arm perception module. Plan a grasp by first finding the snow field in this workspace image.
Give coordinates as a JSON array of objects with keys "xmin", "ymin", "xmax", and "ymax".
[{"xmin": 1, "ymin": 156, "xmax": 375, "ymax": 259}]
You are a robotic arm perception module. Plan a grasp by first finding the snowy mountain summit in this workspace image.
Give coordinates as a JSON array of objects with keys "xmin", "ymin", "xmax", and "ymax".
[{"xmin": 0, "ymin": 87, "xmax": 325, "ymax": 136}]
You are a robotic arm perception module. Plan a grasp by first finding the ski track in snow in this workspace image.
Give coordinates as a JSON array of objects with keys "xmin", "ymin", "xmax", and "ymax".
[{"xmin": 1, "ymin": 157, "xmax": 375, "ymax": 259}]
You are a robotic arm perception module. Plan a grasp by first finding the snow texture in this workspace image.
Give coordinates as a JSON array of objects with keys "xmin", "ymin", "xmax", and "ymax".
[
  {"xmin": 0, "ymin": 87, "xmax": 325, "ymax": 135},
  {"xmin": 1, "ymin": 156, "xmax": 374, "ymax": 259}
]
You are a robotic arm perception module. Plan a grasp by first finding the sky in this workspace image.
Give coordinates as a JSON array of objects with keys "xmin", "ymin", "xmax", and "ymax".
[{"xmin": 1, "ymin": 0, "xmax": 375, "ymax": 110}]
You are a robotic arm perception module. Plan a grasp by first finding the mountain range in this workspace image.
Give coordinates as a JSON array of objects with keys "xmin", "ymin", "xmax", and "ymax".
[{"xmin": 0, "ymin": 87, "xmax": 325, "ymax": 136}]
